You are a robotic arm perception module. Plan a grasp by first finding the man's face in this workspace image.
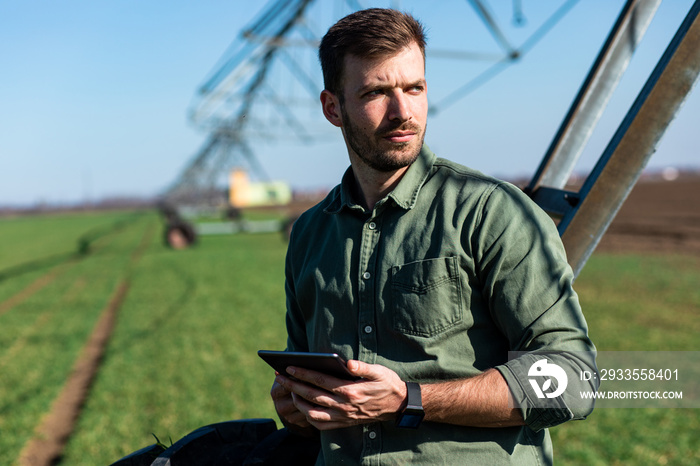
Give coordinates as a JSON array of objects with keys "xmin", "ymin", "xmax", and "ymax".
[{"xmin": 337, "ymin": 42, "xmax": 428, "ymax": 172}]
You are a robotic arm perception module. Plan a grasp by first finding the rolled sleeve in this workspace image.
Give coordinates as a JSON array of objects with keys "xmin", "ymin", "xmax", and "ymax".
[
  {"xmin": 476, "ymin": 183, "xmax": 597, "ymax": 430},
  {"xmin": 497, "ymin": 350, "xmax": 598, "ymax": 432}
]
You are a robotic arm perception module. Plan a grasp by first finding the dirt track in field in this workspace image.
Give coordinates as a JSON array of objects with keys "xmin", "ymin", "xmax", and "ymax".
[
  {"xmin": 592, "ymin": 174, "xmax": 700, "ymax": 255},
  {"xmin": 0, "ymin": 262, "xmax": 76, "ymax": 317},
  {"xmin": 17, "ymin": 221, "xmax": 155, "ymax": 466},
  {"xmin": 18, "ymin": 281, "xmax": 131, "ymax": 466}
]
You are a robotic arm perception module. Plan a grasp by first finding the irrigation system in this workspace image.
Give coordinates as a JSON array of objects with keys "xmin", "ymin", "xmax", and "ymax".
[{"xmin": 159, "ymin": 0, "xmax": 700, "ymax": 278}]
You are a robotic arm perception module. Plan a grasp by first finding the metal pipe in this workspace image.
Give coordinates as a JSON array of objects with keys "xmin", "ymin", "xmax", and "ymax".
[
  {"xmin": 527, "ymin": 0, "xmax": 661, "ymax": 192},
  {"xmin": 560, "ymin": 0, "xmax": 700, "ymax": 277}
]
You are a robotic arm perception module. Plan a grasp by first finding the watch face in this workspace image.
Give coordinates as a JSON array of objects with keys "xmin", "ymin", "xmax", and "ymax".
[{"xmin": 397, "ymin": 410, "xmax": 424, "ymax": 429}]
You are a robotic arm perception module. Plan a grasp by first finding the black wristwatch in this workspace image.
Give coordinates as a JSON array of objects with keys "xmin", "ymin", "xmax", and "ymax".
[{"xmin": 395, "ymin": 381, "xmax": 425, "ymax": 429}]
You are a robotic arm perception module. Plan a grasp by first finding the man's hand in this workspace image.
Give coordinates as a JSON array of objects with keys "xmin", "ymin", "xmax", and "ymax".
[
  {"xmin": 274, "ymin": 360, "xmax": 407, "ymax": 431},
  {"xmin": 270, "ymin": 377, "xmax": 317, "ymax": 437}
]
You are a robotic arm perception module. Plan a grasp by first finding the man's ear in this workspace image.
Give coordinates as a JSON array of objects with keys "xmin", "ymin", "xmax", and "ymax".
[{"xmin": 320, "ymin": 90, "xmax": 343, "ymax": 128}]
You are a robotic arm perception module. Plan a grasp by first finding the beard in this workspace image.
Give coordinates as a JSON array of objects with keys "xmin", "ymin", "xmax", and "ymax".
[{"xmin": 341, "ymin": 106, "xmax": 425, "ymax": 173}]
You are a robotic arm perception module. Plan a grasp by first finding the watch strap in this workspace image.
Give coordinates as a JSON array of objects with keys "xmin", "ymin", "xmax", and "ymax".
[
  {"xmin": 396, "ymin": 381, "xmax": 424, "ymax": 428},
  {"xmin": 406, "ymin": 381, "xmax": 421, "ymax": 408}
]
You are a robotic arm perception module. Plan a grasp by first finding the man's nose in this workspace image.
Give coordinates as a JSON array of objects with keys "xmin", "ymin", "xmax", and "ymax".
[{"xmin": 387, "ymin": 92, "xmax": 412, "ymax": 122}]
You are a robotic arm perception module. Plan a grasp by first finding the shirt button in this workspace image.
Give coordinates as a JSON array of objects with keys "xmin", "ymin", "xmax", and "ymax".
[
  {"xmin": 368, "ymin": 431, "xmax": 377, "ymax": 439},
  {"xmin": 363, "ymin": 271, "xmax": 371, "ymax": 280},
  {"xmin": 364, "ymin": 325, "xmax": 373, "ymax": 334},
  {"xmin": 368, "ymin": 222, "xmax": 377, "ymax": 230}
]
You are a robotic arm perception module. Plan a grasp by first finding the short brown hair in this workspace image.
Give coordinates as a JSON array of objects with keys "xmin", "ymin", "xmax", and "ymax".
[{"xmin": 319, "ymin": 8, "xmax": 427, "ymax": 98}]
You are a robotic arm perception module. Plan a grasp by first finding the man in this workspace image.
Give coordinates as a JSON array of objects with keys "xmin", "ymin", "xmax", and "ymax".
[{"xmin": 271, "ymin": 8, "xmax": 596, "ymax": 464}]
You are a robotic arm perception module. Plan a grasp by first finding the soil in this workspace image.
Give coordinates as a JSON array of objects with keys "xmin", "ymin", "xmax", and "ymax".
[
  {"xmin": 287, "ymin": 174, "xmax": 700, "ymax": 256},
  {"xmin": 592, "ymin": 174, "xmax": 700, "ymax": 255}
]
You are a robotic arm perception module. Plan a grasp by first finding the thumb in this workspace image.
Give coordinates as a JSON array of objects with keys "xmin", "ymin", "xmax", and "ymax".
[{"xmin": 347, "ymin": 360, "xmax": 376, "ymax": 379}]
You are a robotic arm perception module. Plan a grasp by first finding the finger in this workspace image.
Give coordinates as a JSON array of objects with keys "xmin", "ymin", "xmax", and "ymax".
[
  {"xmin": 292, "ymin": 393, "xmax": 335, "ymax": 423},
  {"xmin": 293, "ymin": 394, "xmax": 359, "ymax": 431},
  {"xmin": 274, "ymin": 392, "xmax": 297, "ymax": 414},
  {"xmin": 346, "ymin": 360, "xmax": 384, "ymax": 381},
  {"xmin": 292, "ymin": 392, "xmax": 359, "ymax": 425},
  {"xmin": 286, "ymin": 366, "xmax": 349, "ymax": 392},
  {"xmin": 276, "ymin": 373, "xmax": 332, "ymax": 402},
  {"xmin": 270, "ymin": 380, "xmax": 291, "ymax": 400},
  {"xmin": 281, "ymin": 375, "xmax": 344, "ymax": 409},
  {"xmin": 272, "ymin": 385, "xmax": 313, "ymax": 429},
  {"xmin": 274, "ymin": 374, "xmax": 301, "ymax": 394},
  {"xmin": 285, "ymin": 409, "xmax": 313, "ymax": 428}
]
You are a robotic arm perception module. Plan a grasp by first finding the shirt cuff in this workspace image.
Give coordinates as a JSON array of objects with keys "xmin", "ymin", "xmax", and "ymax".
[{"xmin": 496, "ymin": 357, "xmax": 576, "ymax": 432}]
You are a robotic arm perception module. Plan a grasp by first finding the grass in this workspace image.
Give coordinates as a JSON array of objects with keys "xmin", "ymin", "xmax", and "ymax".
[
  {"xmin": 0, "ymin": 211, "xmax": 147, "ymax": 303},
  {"xmin": 61, "ymin": 230, "xmax": 289, "ymax": 463},
  {"xmin": 0, "ymin": 211, "xmax": 697, "ymax": 464},
  {"xmin": 0, "ymin": 210, "xmax": 154, "ymax": 463},
  {"xmin": 550, "ymin": 254, "xmax": 700, "ymax": 465}
]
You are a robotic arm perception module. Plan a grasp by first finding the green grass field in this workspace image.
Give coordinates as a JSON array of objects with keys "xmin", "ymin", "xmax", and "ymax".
[{"xmin": 0, "ymin": 210, "xmax": 697, "ymax": 464}]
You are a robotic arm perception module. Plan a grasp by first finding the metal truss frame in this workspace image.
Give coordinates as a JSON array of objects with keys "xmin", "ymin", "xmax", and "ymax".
[{"xmin": 525, "ymin": 0, "xmax": 700, "ymax": 277}]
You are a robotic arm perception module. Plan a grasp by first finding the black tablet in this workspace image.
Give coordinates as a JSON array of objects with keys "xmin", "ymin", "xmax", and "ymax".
[{"xmin": 258, "ymin": 350, "xmax": 360, "ymax": 381}]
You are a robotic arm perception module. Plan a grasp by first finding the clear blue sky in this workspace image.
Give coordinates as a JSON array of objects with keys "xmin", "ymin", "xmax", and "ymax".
[{"xmin": 1, "ymin": 0, "xmax": 698, "ymax": 206}]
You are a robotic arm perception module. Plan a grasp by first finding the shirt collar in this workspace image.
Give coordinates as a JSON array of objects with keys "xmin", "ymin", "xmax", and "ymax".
[
  {"xmin": 324, "ymin": 144, "xmax": 436, "ymax": 214},
  {"xmin": 388, "ymin": 144, "xmax": 435, "ymax": 210}
]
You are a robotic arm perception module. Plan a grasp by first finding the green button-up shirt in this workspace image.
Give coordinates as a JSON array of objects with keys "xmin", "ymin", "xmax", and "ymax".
[{"xmin": 284, "ymin": 146, "xmax": 595, "ymax": 464}]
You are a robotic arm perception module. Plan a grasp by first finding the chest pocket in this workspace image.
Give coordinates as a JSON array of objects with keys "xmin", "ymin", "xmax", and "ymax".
[{"xmin": 391, "ymin": 256, "xmax": 463, "ymax": 337}]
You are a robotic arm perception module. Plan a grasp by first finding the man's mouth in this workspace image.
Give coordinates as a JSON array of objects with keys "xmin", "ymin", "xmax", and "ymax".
[
  {"xmin": 381, "ymin": 126, "xmax": 420, "ymax": 143},
  {"xmin": 384, "ymin": 131, "xmax": 415, "ymax": 143}
]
